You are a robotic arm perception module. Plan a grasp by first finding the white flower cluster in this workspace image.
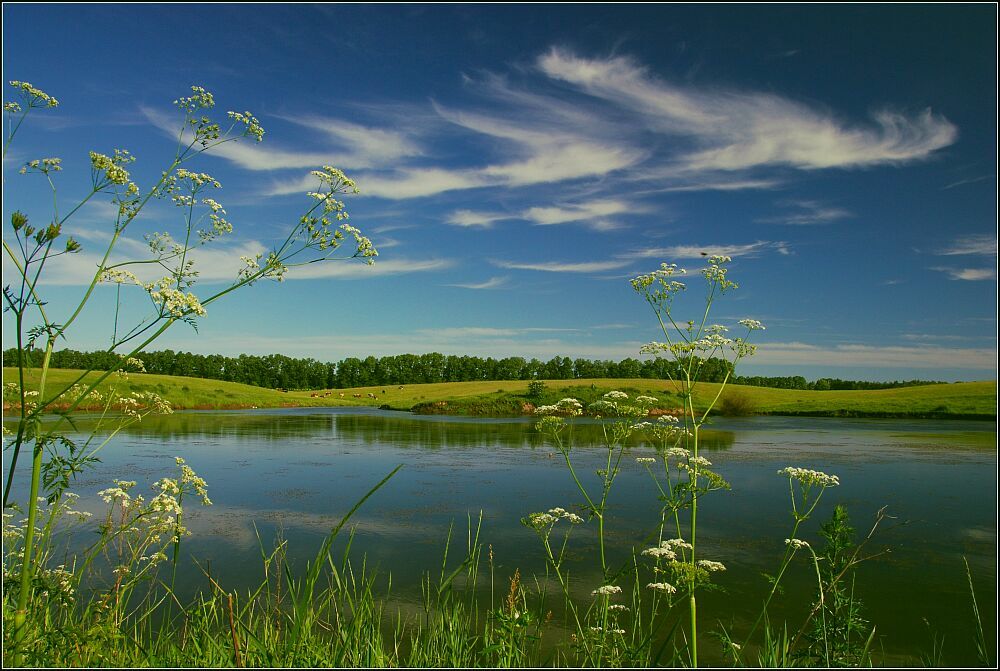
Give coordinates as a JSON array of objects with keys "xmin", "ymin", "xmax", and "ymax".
[
  {"xmin": 738, "ymin": 318, "xmax": 766, "ymax": 331},
  {"xmin": 525, "ymin": 506, "xmax": 584, "ymax": 529},
  {"xmin": 785, "ymin": 538, "xmax": 811, "ymax": 551},
  {"xmin": 701, "ymin": 255, "xmax": 738, "ymax": 291},
  {"xmin": 174, "ymin": 85, "xmax": 215, "ymax": 112},
  {"xmin": 635, "ymin": 457, "xmax": 657, "ymax": 464},
  {"xmin": 310, "ymin": 165, "xmax": 360, "ymax": 194},
  {"xmin": 146, "ymin": 277, "xmax": 207, "ymax": 317},
  {"xmin": 89, "ymin": 149, "xmax": 134, "ymax": 187},
  {"xmin": 603, "ymin": 391, "xmax": 629, "ymax": 401},
  {"xmin": 9, "ymin": 80, "xmax": 59, "ymax": 108},
  {"xmin": 227, "ymin": 110, "xmax": 264, "ymax": 142},
  {"xmin": 534, "ymin": 397, "xmax": 583, "ymax": 417},
  {"xmin": 697, "ymin": 560, "xmax": 726, "ymax": 572},
  {"xmin": 20, "ymin": 157, "xmax": 62, "ymax": 174},
  {"xmin": 630, "ymin": 263, "xmax": 687, "ymax": 291},
  {"xmin": 99, "ymin": 268, "xmax": 143, "ymax": 286},
  {"xmin": 175, "ymin": 169, "xmax": 221, "ymax": 190},
  {"xmin": 647, "ymin": 582, "xmax": 677, "ymax": 594},
  {"xmin": 340, "ymin": 223, "xmax": 378, "ymax": 264},
  {"xmin": 591, "ymin": 584, "xmax": 622, "ymax": 597},
  {"xmin": 777, "ymin": 467, "xmax": 840, "ymax": 488}
]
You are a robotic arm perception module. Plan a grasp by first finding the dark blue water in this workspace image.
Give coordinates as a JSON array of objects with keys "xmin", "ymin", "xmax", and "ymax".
[{"xmin": 5, "ymin": 409, "xmax": 996, "ymax": 665}]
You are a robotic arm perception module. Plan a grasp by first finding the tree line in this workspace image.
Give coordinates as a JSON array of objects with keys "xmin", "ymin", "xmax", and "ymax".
[{"xmin": 2, "ymin": 347, "xmax": 945, "ymax": 392}]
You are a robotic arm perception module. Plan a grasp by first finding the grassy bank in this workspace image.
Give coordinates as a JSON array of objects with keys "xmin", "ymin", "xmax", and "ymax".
[{"xmin": 3, "ymin": 368, "xmax": 996, "ymax": 419}]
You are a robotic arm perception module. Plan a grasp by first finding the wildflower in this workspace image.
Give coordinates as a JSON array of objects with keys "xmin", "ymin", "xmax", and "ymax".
[
  {"xmin": 588, "ymin": 399, "xmax": 618, "ymax": 415},
  {"xmin": 642, "ymin": 546, "xmax": 677, "ymax": 560},
  {"xmin": 591, "ymin": 585, "xmax": 622, "ymax": 596},
  {"xmin": 634, "ymin": 395, "xmax": 659, "ymax": 405},
  {"xmin": 647, "ymin": 582, "xmax": 677, "ymax": 594},
  {"xmin": 174, "ymin": 85, "xmax": 215, "ymax": 112},
  {"xmin": 9, "ymin": 80, "xmax": 59, "ymax": 107},
  {"xmin": 547, "ymin": 507, "xmax": 583, "ymax": 524},
  {"xmin": 636, "ymin": 457, "xmax": 656, "ymax": 464},
  {"xmin": 785, "ymin": 538, "xmax": 811, "ymax": 551},
  {"xmin": 738, "ymin": 318, "xmax": 765, "ymax": 331},
  {"xmin": 664, "ymin": 538, "xmax": 693, "ymax": 551},
  {"xmin": 697, "ymin": 560, "xmax": 726, "ymax": 572},
  {"xmin": 609, "ymin": 604, "xmax": 629, "ymax": 612},
  {"xmin": 663, "ymin": 447, "xmax": 691, "ymax": 459},
  {"xmin": 777, "ymin": 467, "xmax": 840, "ymax": 488},
  {"xmin": 525, "ymin": 512, "xmax": 557, "ymax": 528},
  {"xmin": 227, "ymin": 110, "xmax": 264, "ymax": 142},
  {"xmin": 603, "ymin": 391, "xmax": 629, "ymax": 401}
]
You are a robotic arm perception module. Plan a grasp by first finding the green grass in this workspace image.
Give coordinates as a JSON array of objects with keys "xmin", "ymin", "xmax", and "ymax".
[{"xmin": 3, "ymin": 368, "xmax": 995, "ymax": 419}]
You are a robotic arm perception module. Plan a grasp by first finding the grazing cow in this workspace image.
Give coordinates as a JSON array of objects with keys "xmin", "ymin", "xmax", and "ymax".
[
  {"xmin": 339, "ymin": 393, "xmax": 345, "ymax": 398},
  {"xmin": 398, "ymin": 385, "xmax": 404, "ymax": 390},
  {"xmin": 353, "ymin": 393, "xmax": 362, "ymax": 398},
  {"xmin": 382, "ymin": 389, "xmax": 386, "ymax": 394}
]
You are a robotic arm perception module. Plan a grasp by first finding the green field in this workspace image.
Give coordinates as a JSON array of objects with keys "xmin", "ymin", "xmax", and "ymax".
[{"xmin": 3, "ymin": 368, "xmax": 996, "ymax": 419}]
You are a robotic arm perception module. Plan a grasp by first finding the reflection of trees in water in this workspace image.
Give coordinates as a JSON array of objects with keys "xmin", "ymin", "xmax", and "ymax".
[{"xmin": 22, "ymin": 411, "xmax": 734, "ymax": 451}]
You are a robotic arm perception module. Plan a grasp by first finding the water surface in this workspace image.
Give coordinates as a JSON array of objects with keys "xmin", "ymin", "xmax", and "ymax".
[{"xmin": 6, "ymin": 409, "xmax": 996, "ymax": 665}]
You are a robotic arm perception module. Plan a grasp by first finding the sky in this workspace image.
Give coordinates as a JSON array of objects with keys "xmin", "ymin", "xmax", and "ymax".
[{"xmin": 1, "ymin": 4, "xmax": 997, "ymax": 381}]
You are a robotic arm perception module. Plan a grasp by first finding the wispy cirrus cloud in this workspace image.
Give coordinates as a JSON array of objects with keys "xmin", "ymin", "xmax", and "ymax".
[
  {"xmin": 537, "ymin": 48, "xmax": 957, "ymax": 173},
  {"xmin": 447, "ymin": 276, "xmax": 509, "ymax": 289},
  {"xmin": 757, "ymin": 200, "xmax": 852, "ymax": 226},
  {"xmin": 491, "ymin": 258, "xmax": 631, "ymax": 273},
  {"xmin": 445, "ymin": 210, "xmax": 512, "ymax": 228},
  {"xmin": 937, "ymin": 233, "xmax": 997, "ymax": 256},
  {"xmin": 625, "ymin": 240, "xmax": 790, "ymax": 260},
  {"xmin": 151, "ymin": 47, "xmax": 958, "ymax": 205},
  {"xmin": 5, "ymin": 233, "xmax": 451, "ymax": 287},
  {"xmin": 446, "ymin": 198, "xmax": 642, "ymax": 231},
  {"xmin": 930, "ymin": 267, "xmax": 996, "ymax": 281}
]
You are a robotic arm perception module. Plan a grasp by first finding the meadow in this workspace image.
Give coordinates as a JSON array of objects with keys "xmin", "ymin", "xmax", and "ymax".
[{"xmin": 4, "ymin": 367, "xmax": 996, "ymax": 419}]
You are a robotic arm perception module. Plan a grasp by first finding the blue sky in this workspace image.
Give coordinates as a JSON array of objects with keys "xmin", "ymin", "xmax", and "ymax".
[{"xmin": 2, "ymin": 4, "xmax": 997, "ymax": 381}]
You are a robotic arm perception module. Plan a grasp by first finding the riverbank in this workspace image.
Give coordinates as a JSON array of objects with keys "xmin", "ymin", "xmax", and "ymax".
[{"xmin": 3, "ymin": 368, "xmax": 996, "ymax": 420}]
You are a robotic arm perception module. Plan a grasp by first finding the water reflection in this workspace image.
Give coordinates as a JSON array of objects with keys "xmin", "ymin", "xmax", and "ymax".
[
  {"xmin": 3, "ymin": 408, "xmax": 994, "ymax": 666},
  {"xmin": 23, "ymin": 409, "xmax": 736, "ymax": 452}
]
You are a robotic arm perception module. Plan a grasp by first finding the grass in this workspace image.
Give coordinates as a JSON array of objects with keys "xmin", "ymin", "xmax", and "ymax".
[{"xmin": 3, "ymin": 368, "xmax": 996, "ymax": 419}]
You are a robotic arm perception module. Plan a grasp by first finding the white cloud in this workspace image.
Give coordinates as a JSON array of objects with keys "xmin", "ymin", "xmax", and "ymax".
[
  {"xmin": 447, "ymin": 276, "xmax": 509, "ymax": 289},
  {"xmin": 523, "ymin": 199, "xmax": 636, "ymax": 227},
  {"xmin": 447, "ymin": 198, "xmax": 641, "ymax": 231},
  {"xmin": 626, "ymin": 240, "xmax": 789, "ymax": 260},
  {"xmin": 445, "ymin": 210, "xmax": 511, "ymax": 228},
  {"xmin": 931, "ymin": 267, "xmax": 997, "ymax": 281},
  {"xmin": 938, "ymin": 234, "xmax": 997, "ymax": 256},
  {"xmin": 281, "ymin": 257, "xmax": 455, "ymax": 280},
  {"xmin": 538, "ymin": 48, "xmax": 957, "ymax": 173},
  {"xmin": 757, "ymin": 200, "xmax": 852, "ymax": 226},
  {"xmin": 491, "ymin": 259, "xmax": 631, "ymax": 273}
]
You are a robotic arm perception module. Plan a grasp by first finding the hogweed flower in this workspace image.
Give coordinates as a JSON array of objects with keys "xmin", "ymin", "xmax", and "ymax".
[
  {"xmin": 227, "ymin": 110, "xmax": 264, "ymax": 142},
  {"xmin": 642, "ymin": 545, "xmax": 677, "ymax": 560},
  {"xmin": 785, "ymin": 538, "xmax": 811, "ymax": 551},
  {"xmin": 697, "ymin": 560, "xmax": 726, "ymax": 572},
  {"xmin": 9, "ymin": 80, "xmax": 59, "ymax": 108},
  {"xmin": 592, "ymin": 584, "xmax": 622, "ymax": 597},
  {"xmin": 778, "ymin": 467, "xmax": 840, "ymax": 488},
  {"xmin": 647, "ymin": 582, "xmax": 678, "ymax": 594}
]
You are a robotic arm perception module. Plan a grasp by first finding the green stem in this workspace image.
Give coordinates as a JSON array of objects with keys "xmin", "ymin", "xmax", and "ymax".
[{"xmin": 10, "ymin": 337, "xmax": 55, "ymax": 664}]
